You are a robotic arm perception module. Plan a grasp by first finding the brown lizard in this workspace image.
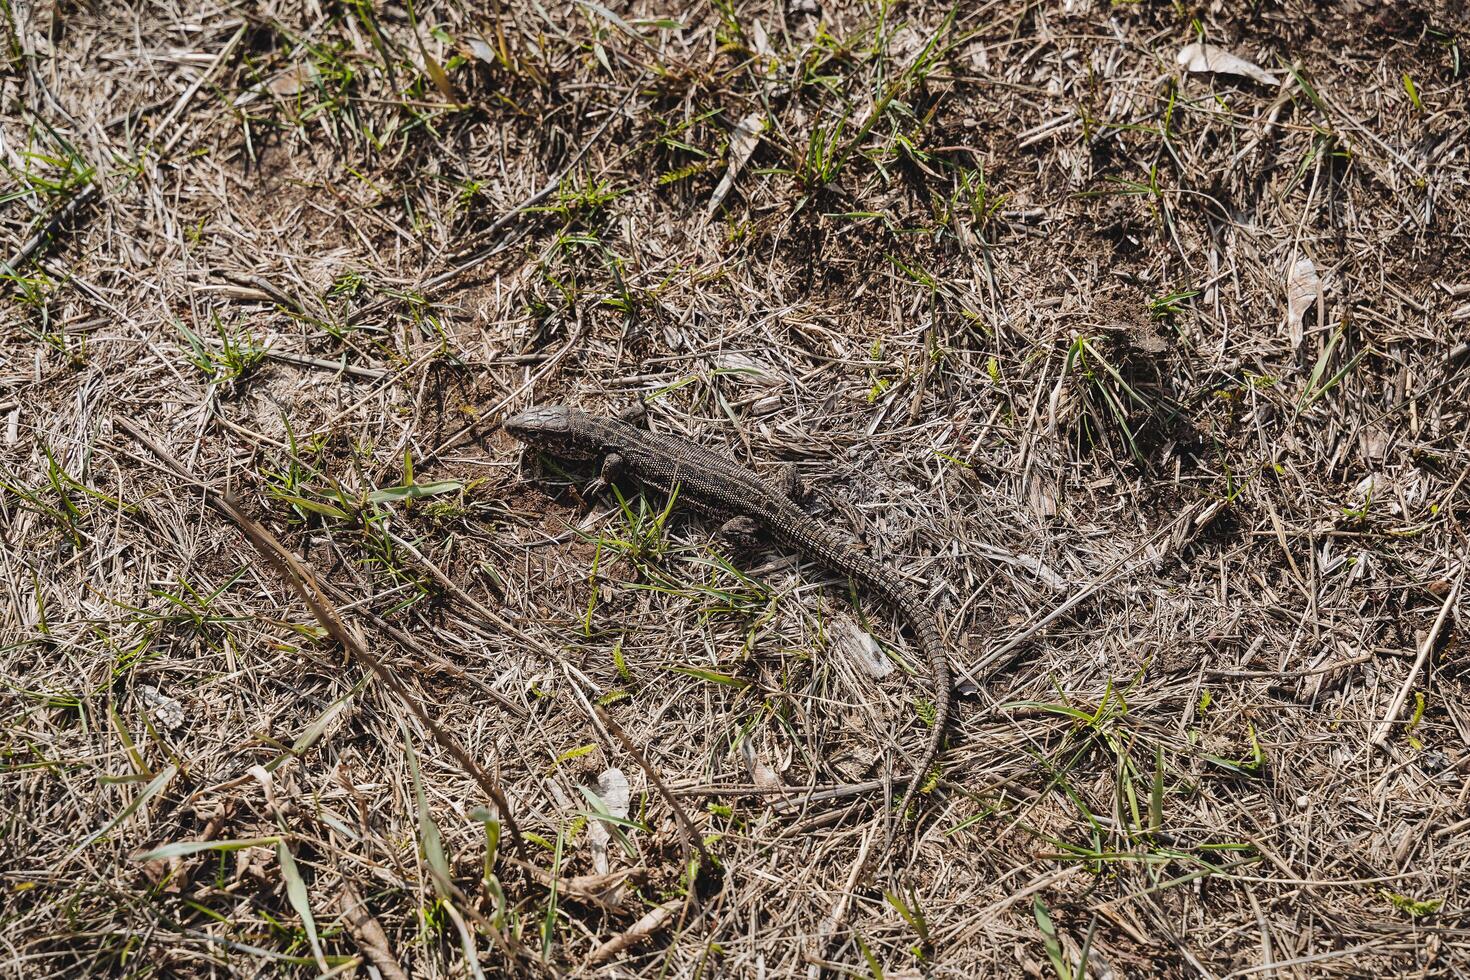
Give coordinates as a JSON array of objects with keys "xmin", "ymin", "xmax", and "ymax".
[{"xmin": 507, "ymin": 404, "xmax": 951, "ymax": 854}]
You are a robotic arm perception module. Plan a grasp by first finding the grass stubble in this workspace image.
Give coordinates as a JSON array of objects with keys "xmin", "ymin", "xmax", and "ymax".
[{"xmin": 1, "ymin": 0, "xmax": 1468, "ymax": 975}]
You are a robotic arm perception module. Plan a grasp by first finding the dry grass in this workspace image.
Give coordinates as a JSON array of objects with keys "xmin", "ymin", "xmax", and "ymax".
[{"xmin": 3, "ymin": 0, "xmax": 1469, "ymax": 975}]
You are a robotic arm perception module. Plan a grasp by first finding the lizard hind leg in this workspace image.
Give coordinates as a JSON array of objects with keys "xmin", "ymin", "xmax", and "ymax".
[
  {"xmin": 715, "ymin": 516, "xmax": 762, "ymax": 553},
  {"xmin": 780, "ymin": 463, "xmax": 823, "ymax": 514},
  {"xmin": 779, "ymin": 463, "xmax": 805, "ymax": 502},
  {"xmin": 617, "ymin": 399, "xmax": 649, "ymax": 427}
]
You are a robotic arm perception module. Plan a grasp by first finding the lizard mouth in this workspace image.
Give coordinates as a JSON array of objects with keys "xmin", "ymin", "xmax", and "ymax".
[{"xmin": 505, "ymin": 405, "xmax": 600, "ymax": 459}]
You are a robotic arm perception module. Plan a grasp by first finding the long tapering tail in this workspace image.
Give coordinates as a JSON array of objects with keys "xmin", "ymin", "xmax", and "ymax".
[
  {"xmin": 881, "ymin": 576, "xmax": 950, "ymax": 852},
  {"xmin": 776, "ymin": 511, "xmax": 951, "ymax": 858}
]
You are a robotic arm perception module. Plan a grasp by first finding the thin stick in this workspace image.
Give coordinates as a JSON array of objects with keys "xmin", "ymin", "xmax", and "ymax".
[
  {"xmin": 156, "ymin": 23, "xmax": 248, "ymax": 157},
  {"xmin": 319, "ymin": 580, "xmax": 528, "ymax": 721},
  {"xmin": 264, "ymin": 350, "xmax": 388, "ymax": 381},
  {"xmin": 414, "ymin": 77, "xmax": 647, "ymax": 295},
  {"xmin": 115, "ymin": 417, "xmax": 523, "ymax": 848},
  {"xmin": 2, "ymin": 183, "xmax": 99, "ymax": 276},
  {"xmin": 593, "ymin": 705, "xmax": 713, "ymax": 869},
  {"xmin": 422, "ymin": 313, "xmax": 588, "ymax": 462},
  {"xmin": 339, "ymin": 74, "xmax": 649, "ymax": 331},
  {"xmin": 1371, "ymin": 574, "xmax": 1461, "ymax": 747},
  {"xmin": 804, "ymin": 825, "xmax": 876, "ymax": 974},
  {"xmin": 957, "ymin": 509, "xmax": 1194, "ymax": 692}
]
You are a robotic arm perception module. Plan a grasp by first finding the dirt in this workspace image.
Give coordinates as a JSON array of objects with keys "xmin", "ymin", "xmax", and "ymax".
[{"xmin": 3, "ymin": 0, "xmax": 1469, "ymax": 976}]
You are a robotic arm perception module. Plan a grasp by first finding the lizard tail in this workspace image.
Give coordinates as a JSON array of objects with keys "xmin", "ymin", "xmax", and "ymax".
[
  {"xmin": 776, "ymin": 517, "xmax": 951, "ymax": 860},
  {"xmin": 889, "ymin": 602, "xmax": 950, "ymax": 854},
  {"xmin": 847, "ymin": 562, "xmax": 950, "ymax": 858}
]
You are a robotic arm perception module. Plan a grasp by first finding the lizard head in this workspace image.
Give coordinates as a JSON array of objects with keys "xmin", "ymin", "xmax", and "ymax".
[{"xmin": 505, "ymin": 404, "xmax": 600, "ymax": 459}]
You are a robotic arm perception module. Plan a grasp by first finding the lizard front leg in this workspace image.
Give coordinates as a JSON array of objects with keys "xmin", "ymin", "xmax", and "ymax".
[{"xmin": 582, "ymin": 452, "xmax": 625, "ymax": 501}]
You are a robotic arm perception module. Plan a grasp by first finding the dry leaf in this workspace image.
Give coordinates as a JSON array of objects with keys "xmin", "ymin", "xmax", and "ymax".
[
  {"xmin": 267, "ymin": 64, "xmax": 313, "ymax": 97},
  {"xmin": 967, "ymin": 40, "xmax": 990, "ymax": 72},
  {"xmin": 463, "ymin": 36, "xmax": 496, "ymax": 64},
  {"xmin": 1177, "ymin": 42, "xmax": 1279, "ymax": 87},
  {"xmin": 830, "ymin": 616, "xmax": 892, "ymax": 678},
  {"xmin": 338, "ymin": 883, "xmax": 410, "ymax": 980},
  {"xmin": 740, "ymin": 737, "xmax": 785, "ymax": 794},
  {"xmin": 587, "ymin": 767, "xmax": 629, "ymax": 874},
  {"xmin": 596, "ymin": 767, "xmax": 630, "ymax": 818},
  {"xmin": 586, "ymin": 899, "xmax": 681, "ymax": 965},
  {"xmin": 139, "ymin": 684, "xmax": 185, "ymax": 731},
  {"xmin": 751, "ymin": 19, "xmax": 773, "ymax": 58},
  {"xmin": 421, "ymin": 50, "xmax": 457, "ymax": 103},
  {"xmin": 1286, "ymin": 256, "xmax": 1321, "ymax": 348},
  {"xmin": 410, "ymin": 20, "xmax": 457, "ymax": 103},
  {"xmin": 712, "ymin": 352, "xmax": 777, "ymax": 385},
  {"xmin": 708, "ymin": 113, "xmax": 764, "ymax": 214}
]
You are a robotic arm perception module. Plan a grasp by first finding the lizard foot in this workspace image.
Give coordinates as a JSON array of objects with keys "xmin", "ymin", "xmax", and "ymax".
[
  {"xmin": 580, "ymin": 452, "xmax": 625, "ymax": 503},
  {"xmin": 617, "ymin": 400, "xmax": 649, "ymax": 427},
  {"xmin": 716, "ymin": 516, "xmax": 762, "ymax": 553}
]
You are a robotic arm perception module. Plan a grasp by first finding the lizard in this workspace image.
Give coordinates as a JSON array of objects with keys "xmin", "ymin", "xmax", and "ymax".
[{"xmin": 506, "ymin": 403, "xmax": 951, "ymax": 855}]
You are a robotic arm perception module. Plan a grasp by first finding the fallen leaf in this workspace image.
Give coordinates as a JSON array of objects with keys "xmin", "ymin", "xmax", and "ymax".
[
  {"xmin": 708, "ymin": 113, "xmax": 764, "ymax": 215},
  {"xmin": 587, "ymin": 768, "xmax": 630, "ymax": 874},
  {"xmin": 740, "ymin": 737, "xmax": 785, "ymax": 793},
  {"xmin": 1177, "ymin": 42, "xmax": 1279, "ymax": 87},
  {"xmin": 586, "ymin": 898, "xmax": 682, "ymax": 965},
  {"xmin": 751, "ymin": 19, "xmax": 773, "ymax": 58},
  {"xmin": 596, "ymin": 767, "xmax": 630, "ymax": 819},
  {"xmin": 267, "ymin": 64, "xmax": 313, "ymax": 97},
  {"xmin": 420, "ymin": 49, "xmax": 457, "ymax": 103},
  {"xmin": 1286, "ymin": 256, "xmax": 1322, "ymax": 348},
  {"xmin": 712, "ymin": 352, "xmax": 777, "ymax": 385},
  {"xmin": 830, "ymin": 616, "xmax": 892, "ymax": 678},
  {"xmin": 463, "ymin": 36, "xmax": 496, "ymax": 64},
  {"xmin": 339, "ymin": 882, "xmax": 410, "ymax": 980},
  {"xmin": 966, "ymin": 40, "xmax": 990, "ymax": 72}
]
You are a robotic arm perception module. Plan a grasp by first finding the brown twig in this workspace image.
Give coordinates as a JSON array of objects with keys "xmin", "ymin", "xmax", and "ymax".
[
  {"xmin": 593, "ymin": 705, "xmax": 713, "ymax": 870},
  {"xmin": 337, "ymin": 883, "xmax": 410, "ymax": 980},
  {"xmin": 2, "ymin": 183, "xmax": 98, "ymax": 276},
  {"xmin": 114, "ymin": 416, "xmax": 524, "ymax": 849},
  {"xmin": 1371, "ymin": 572, "xmax": 1462, "ymax": 747}
]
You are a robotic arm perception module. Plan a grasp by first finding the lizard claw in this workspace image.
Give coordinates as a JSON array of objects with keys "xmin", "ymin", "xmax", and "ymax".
[{"xmin": 580, "ymin": 452, "xmax": 625, "ymax": 503}]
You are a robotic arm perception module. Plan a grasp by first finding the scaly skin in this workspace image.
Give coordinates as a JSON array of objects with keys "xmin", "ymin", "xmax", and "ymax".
[{"xmin": 507, "ymin": 404, "xmax": 950, "ymax": 849}]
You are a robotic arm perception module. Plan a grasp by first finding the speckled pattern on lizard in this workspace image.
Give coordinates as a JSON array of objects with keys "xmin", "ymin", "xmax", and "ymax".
[{"xmin": 506, "ymin": 403, "xmax": 951, "ymax": 849}]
